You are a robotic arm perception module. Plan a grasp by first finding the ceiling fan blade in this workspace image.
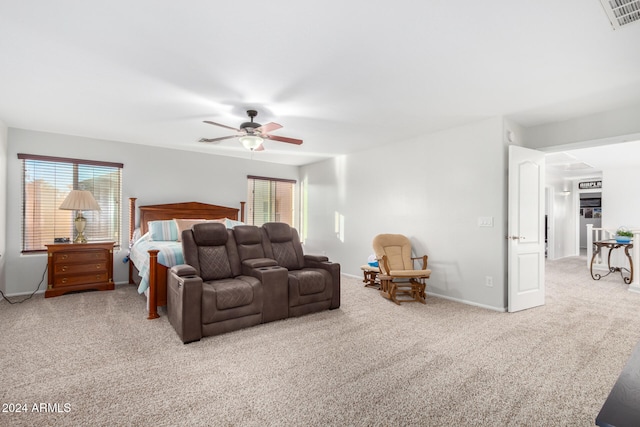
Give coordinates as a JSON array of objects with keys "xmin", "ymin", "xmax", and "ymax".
[
  {"xmin": 267, "ymin": 135, "xmax": 303, "ymax": 145},
  {"xmin": 199, "ymin": 135, "xmax": 237, "ymax": 143},
  {"xmin": 256, "ymin": 122, "xmax": 282, "ymax": 133},
  {"xmin": 254, "ymin": 143, "xmax": 265, "ymax": 152},
  {"xmin": 203, "ymin": 120, "xmax": 241, "ymax": 132}
]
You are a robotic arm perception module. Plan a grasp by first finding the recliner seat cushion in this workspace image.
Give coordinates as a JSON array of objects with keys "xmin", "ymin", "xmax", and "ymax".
[
  {"xmin": 214, "ymin": 279, "xmax": 254, "ymax": 309},
  {"xmin": 288, "ymin": 268, "xmax": 332, "ymax": 307},
  {"xmin": 201, "ymin": 276, "xmax": 263, "ymax": 324},
  {"xmin": 291, "ymin": 270, "xmax": 326, "ymax": 295}
]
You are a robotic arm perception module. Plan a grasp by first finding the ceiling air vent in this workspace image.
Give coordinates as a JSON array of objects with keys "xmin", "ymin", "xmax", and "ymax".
[{"xmin": 599, "ymin": 0, "xmax": 640, "ymax": 29}]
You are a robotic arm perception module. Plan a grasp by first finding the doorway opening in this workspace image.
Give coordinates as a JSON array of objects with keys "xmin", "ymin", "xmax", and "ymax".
[{"xmin": 579, "ymin": 191, "xmax": 602, "ymax": 253}]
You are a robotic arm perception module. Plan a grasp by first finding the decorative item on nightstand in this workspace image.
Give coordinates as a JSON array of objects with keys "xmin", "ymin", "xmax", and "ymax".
[
  {"xmin": 59, "ymin": 190, "xmax": 101, "ymax": 243},
  {"xmin": 615, "ymin": 226, "xmax": 633, "ymax": 243}
]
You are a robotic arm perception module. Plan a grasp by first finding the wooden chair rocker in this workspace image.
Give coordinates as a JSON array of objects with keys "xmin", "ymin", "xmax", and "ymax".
[{"xmin": 372, "ymin": 234, "xmax": 431, "ymax": 305}]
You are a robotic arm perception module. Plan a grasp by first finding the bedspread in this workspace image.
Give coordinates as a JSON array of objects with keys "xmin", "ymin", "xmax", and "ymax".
[{"xmin": 130, "ymin": 234, "xmax": 184, "ymax": 294}]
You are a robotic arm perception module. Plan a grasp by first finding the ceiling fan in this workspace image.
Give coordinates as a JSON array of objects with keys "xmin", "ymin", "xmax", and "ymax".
[{"xmin": 199, "ymin": 110, "xmax": 303, "ymax": 151}]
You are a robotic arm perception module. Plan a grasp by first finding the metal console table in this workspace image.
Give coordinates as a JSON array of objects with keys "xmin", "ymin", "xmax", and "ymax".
[{"xmin": 590, "ymin": 239, "xmax": 634, "ymax": 284}]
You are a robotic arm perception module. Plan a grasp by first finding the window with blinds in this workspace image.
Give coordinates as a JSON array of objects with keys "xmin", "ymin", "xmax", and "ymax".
[
  {"xmin": 19, "ymin": 154, "xmax": 123, "ymax": 252},
  {"xmin": 246, "ymin": 175, "xmax": 296, "ymax": 227}
]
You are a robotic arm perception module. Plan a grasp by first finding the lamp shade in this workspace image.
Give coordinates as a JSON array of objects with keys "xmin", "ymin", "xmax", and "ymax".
[
  {"xmin": 239, "ymin": 135, "xmax": 263, "ymax": 151},
  {"xmin": 59, "ymin": 190, "xmax": 101, "ymax": 211}
]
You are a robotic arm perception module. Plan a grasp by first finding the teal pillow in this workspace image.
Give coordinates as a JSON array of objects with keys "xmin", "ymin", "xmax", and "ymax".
[
  {"xmin": 148, "ymin": 220, "xmax": 178, "ymax": 241},
  {"xmin": 224, "ymin": 218, "xmax": 245, "ymax": 229}
]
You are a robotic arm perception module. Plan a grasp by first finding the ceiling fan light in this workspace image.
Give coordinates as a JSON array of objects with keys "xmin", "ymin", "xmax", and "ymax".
[{"xmin": 239, "ymin": 135, "xmax": 263, "ymax": 150}]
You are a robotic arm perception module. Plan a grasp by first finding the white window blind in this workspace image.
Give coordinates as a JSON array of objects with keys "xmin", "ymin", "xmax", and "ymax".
[
  {"xmin": 19, "ymin": 154, "xmax": 123, "ymax": 252},
  {"xmin": 247, "ymin": 175, "xmax": 295, "ymax": 227}
]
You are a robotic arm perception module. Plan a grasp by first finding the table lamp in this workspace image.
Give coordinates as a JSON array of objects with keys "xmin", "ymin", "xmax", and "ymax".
[{"xmin": 59, "ymin": 190, "xmax": 101, "ymax": 243}]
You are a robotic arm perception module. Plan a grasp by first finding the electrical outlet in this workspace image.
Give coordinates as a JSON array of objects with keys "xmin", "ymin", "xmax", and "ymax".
[{"xmin": 485, "ymin": 276, "xmax": 493, "ymax": 287}]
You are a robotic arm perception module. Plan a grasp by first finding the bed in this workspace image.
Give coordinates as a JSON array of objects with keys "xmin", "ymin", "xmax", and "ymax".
[{"xmin": 128, "ymin": 198, "xmax": 245, "ymax": 319}]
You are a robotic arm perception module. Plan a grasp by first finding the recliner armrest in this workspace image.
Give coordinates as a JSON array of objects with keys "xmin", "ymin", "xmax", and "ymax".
[
  {"xmin": 242, "ymin": 258, "xmax": 278, "ymax": 268},
  {"xmin": 303, "ymin": 257, "xmax": 341, "ymax": 310},
  {"xmin": 304, "ymin": 254, "xmax": 329, "ymax": 263},
  {"xmin": 168, "ymin": 267, "xmax": 203, "ymax": 344},
  {"xmin": 171, "ymin": 264, "xmax": 197, "ymax": 278}
]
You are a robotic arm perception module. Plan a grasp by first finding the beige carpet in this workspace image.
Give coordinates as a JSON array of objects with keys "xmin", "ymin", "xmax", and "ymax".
[{"xmin": 2, "ymin": 256, "xmax": 640, "ymax": 426}]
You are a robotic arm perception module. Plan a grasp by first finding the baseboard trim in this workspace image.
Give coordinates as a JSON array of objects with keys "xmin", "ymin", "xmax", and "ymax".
[
  {"xmin": 629, "ymin": 284, "xmax": 640, "ymax": 294},
  {"xmin": 2, "ymin": 289, "xmax": 46, "ymax": 298},
  {"xmin": 3, "ymin": 281, "xmax": 131, "ymax": 298},
  {"xmin": 426, "ymin": 291, "xmax": 506, "ymax": 312},
  {"xmin": 344, "ymin": 272, "xmax": 506, "ymax": 312}
]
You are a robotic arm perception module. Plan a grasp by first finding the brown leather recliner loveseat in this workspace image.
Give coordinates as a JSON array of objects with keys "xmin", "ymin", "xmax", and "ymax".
[{"xmin": 167, "ymin": 222, "xmax": 340, "ymax": 343}]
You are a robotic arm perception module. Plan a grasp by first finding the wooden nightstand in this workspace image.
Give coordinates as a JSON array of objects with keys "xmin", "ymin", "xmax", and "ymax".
[{"xmin": 45, "ymin": 241, "xmax": 115, "ymax": 298}]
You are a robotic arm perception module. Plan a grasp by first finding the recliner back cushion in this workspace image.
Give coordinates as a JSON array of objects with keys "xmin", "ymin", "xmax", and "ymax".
[
  {"xmin": 198, "ymin": 246, "xmax": 232, "ymax": 281},
  {"xmin": 191, "ymin": 222, "xmax": 233, "ymax": 281},
  {"xmin": 192, "ymin": 222, "xmax": 228, "ymax": 246},
  {"xmin": 233, "ymin": 225, "xmax": 267, "ymax": 261},
  {"xmin": 262, "ymin": 222, "xmax": 293, "ymax": 243},
  {"xmin": 262, "ymin": 223, "xmax": 304, "ymax": 270},
  {"xmin": 271, "ymin": 241, "xmax": 302, "ymax": 270}
]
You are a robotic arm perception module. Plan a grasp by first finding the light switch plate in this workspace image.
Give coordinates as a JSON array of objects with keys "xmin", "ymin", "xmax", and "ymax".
[{"xmin": 478, "ymin": 217, "xmax": 494, "ymax": 227}]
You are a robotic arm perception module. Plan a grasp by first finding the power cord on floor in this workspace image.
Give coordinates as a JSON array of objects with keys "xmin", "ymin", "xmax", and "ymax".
[{"xmin": 0, "ymin": 264, "xmax": 48, "ymax": 304}]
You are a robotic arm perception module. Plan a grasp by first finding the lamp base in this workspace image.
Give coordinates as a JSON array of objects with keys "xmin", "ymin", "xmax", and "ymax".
[{"xmin": 74, "ymin": 215, "xmax": 87, "ymax": 243}]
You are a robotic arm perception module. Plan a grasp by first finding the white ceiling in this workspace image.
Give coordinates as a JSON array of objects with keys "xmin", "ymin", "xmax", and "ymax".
[
  {"xmin": 545, "ymin": 139, "xmax": 640, "ymax": 180},
  {"xmin": 1, "ymin": 1, "xmax": 640, "ymax": 166}
]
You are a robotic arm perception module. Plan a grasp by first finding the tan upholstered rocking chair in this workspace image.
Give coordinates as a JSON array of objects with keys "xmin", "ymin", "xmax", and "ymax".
[{"xmin": 372, "ymin": 234, "xmax": 431, "ymax": 305}]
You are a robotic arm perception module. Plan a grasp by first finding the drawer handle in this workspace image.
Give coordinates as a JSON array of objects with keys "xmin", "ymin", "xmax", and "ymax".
[
  {"xmin": 61, "ymin": 266, "xmax": 68, "ymax": 272},
  {"xmin": 61, "ymin": 278, "xmax": 67, "ymax": 284},
  {"xmin": 96, "ymin": 264, "xmax": 102, "ymax": 269},
  {"xmin": 96, "ymin": 275, "xmax": 101, "ymax": 279},
  {"xmin": 61, "ymin": 254, "xmax": 68, "ymax": 260}
]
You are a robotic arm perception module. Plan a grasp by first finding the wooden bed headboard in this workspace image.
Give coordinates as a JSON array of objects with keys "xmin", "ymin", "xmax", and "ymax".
[{"xmin": 128, "ymin": 198, "xmax": 246, "ymax": 241}]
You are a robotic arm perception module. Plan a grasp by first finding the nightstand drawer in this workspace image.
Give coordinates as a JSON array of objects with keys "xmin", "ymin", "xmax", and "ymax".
[
  {"xmin": 54, "ymin": 262, "xmax": 107, "ymax": 275},
  {"xmin": 53, "ymin": 250, "xmax": 108, "ymax": 264},
  {"xmin": 54, "ymin": 272, "xmax": 110, "ymax": 287},
  {"xmin": 45, "ymin": 241, "xmax": 115, "ymax": 298}
]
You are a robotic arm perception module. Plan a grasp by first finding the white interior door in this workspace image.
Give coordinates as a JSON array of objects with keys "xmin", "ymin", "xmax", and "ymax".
[{"xmin": 508, "ymin": 145, "xmax": 545, "ymax": 312}]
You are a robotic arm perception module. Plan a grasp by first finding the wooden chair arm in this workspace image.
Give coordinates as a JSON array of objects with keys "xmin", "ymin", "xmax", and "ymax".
[
  {"xmin": 377, "ymin": 255, "xmax": 391, "ymax": 275},
  {"xmin": 411, "ymin": 255, "xmax": 428, "ymax": 270}
]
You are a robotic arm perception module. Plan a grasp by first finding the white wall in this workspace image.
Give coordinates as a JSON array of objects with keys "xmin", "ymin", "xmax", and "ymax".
[
  {"xmin": 544, "ymin": 173, "xmax": 579, "ymax": 259},
  {"xmin": 301, "ymin": 117, "xmax": 508, "ymax": 311},
  {"xmin": 601, "ymin": 167, "xmax": 640, "ymax": 230},
  {"xmin": 0, "ymin": 120, "xmax": 7, "ymax": 294},
  {"xmin": 5, "ymin": 128, "xmax": 298, "ymax": 296},
  {"xmin": 523, "ymin": 102, "xmax": 640, "ymax": 149}
]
